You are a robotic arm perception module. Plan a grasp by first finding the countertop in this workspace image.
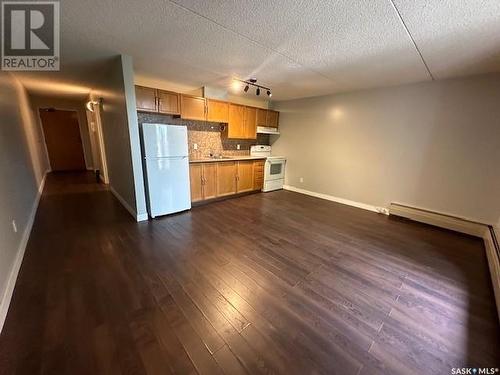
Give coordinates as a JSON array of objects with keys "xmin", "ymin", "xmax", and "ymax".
[{"xmin": 189, "ymin": 156, "xmax": 267, "ymax": 163}]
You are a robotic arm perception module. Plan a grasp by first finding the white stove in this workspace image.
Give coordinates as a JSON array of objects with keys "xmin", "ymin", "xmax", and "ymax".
[{"xmin": 250, "ymin": 145, "xmax": 286, "ymax": 192}]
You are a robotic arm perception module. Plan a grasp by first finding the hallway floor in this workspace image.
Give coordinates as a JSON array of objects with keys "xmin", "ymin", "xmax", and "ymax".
[{"xmin": 0, "ymin": 172, "xmax": 498, "ymax": 374}]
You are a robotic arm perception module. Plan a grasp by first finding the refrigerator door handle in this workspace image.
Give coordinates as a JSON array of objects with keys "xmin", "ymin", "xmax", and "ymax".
[{"xmin": 144, "ymin": 156, "xmax": 188, "ymax": 160}]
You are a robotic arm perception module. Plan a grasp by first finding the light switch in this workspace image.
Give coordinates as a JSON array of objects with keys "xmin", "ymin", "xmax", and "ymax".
[{"xmin": 193, "ymin": 143, "xmax": 198, "ymax": 150}]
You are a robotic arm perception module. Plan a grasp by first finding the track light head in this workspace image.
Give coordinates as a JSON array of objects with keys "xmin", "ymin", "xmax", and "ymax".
[
  {"xmin": 267, "ymin": 90, "xmax": 272, "ymax": 97},
  {"xmin": 256, "ymin": 87, "xmax": 260, "ymax": 96},
  {"xmin": 244, "ymin": 85, "xmax": 249, "ymax": 93}
]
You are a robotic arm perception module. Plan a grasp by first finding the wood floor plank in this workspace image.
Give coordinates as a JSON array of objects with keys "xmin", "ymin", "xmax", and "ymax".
[{"xmin": 0, "ymin": 172, "xmax": 498, "ymax": 375}]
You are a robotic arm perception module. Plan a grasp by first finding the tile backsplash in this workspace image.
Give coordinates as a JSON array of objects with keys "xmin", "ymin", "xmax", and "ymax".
[{"xmin": 137, "ymin": 112, "xmax": 270, "ymax": 159}]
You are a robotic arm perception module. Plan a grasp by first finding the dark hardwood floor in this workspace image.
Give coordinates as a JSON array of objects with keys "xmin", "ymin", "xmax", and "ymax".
[{"xmin": 0, "ymin": 172, "xmax": 498, "ymax": 374}]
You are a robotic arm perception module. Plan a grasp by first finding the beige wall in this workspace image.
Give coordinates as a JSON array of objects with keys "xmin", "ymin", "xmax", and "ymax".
[
  {"xmin": 273, "ymin": 73, "xmax": 500, "ymax": 224},
  {"xmin": 91, "ymin": 55, "xmax": 147, "ymax": 221},
  {"xmin": 0, "ymin": 72, "xmax": 49, "ymax": 330},
  {"xmin": 29, "ymin": 95, "xmax": 94, "ymax": 170}
]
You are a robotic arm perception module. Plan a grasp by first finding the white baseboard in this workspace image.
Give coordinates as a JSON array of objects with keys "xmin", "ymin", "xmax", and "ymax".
[
  {"xmin": 389, "ymin": 203, "xmax": 489, "ymax": 238},
  {"xmin": 109, "ymin": 185, "xmax": 147, "ymax": 222},
  {"xmin": 0, "ymin": 171, "xmax": 47, "ymax": 334},
  {"xmin": 483, "ymin": 227, "xmax": 500, "ymax": 323},
  {"xmin": 283, "ymin": 185, "xmax": 381, "ymax": 213}
]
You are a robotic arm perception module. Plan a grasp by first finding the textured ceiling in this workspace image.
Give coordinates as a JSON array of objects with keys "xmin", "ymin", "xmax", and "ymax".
[{"xmin": 14, "ymin": 0, "xmax": 500, "ymax": 101}]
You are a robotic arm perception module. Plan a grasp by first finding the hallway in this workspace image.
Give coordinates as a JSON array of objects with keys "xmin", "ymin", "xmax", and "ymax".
[{"xmin": 0, "ymin": 172, "xmax": 498, "ymax": 374}]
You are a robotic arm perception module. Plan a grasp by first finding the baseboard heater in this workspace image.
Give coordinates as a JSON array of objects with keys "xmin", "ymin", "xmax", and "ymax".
[
  {"xmin": 484, "ymin": 227, "xmax": 500, "ymax": 322},
  {"xmin": 390, "ymin": 202, "xmax": 500, "ymax": 322}
]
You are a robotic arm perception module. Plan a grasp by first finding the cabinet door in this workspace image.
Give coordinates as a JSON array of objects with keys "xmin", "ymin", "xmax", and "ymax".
[
  {"xmin": 267, "ymin": 110, "xmax": 279, "ymax": 128},
  {"xmin": 244, "ymin": 106, "xmax": 257, "ymax": 139},
  {"xmin": 237, "ymin": 161, "xmax": 254, "ymax": 193},
  {"xmin": 207, "ymin": 99, "xmax": 229, "ymax": 123},
  {"xmin": 135, "ymin": 86, "xmax": 157, "ymax": 112},
  {"xmin": 228, "ymin": 104, "xmax": 245, "ymax": 138},
  {"xmin": 256, "ymin": 108, "xmax": 268, "ymax": 127},
  {"xmin": 158, "ymin": 90, "xmax": 180, "ymax": 115},
  {"xmin": 202, "ymin": 163, "xmax": 217, "ymax": 200},
  {"xmin": 217, "ymin": 162, "xmax": 237, "ymax": 197},
  {"xmin": 181, "ymin": 95, "xmax": 206, "ymax": 121},
  {"xmin": 189, "ymin": 163, "xmax": 203, "ymax": 202},
  {"xmin": 253, "ymin": 160, "xmax": 265, "ymax": 190}
]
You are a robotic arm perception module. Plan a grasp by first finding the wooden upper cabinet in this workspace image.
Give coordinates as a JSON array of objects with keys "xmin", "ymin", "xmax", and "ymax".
[
  {"xmin": 255, "ymin": 108, "xmax": 279, "ymax": 128},
  {"xmin": 135, "ymin": 86, "xmax": 157, "ymax": 112},
  {"xmin": 228, "ymin": 103, "xmax": 246, "ymax": 139},
  {"xmin": 236, "ymin": 161, "xmax": 254, "ymax": 193},
  {"xmin": 207, "ymin": 99, "xmax": 229, "ymax": 123},
  {"xmin": 244, "ymin": 106, "xmax": 257, "ymax": 139},
  {"xmin": 157, "ymin": 90, "xmax": 180, "ymax": 115},
  {"xmin": 267, "ymin": 110, "xmax": 279, "ymax": 128},
  {"xmin": 256, "ymin": 108, "xmax": 268, "ymax": 127},
  {"xmin": 217, "ymin": 162, "xmax": 237, "ymax": 197},
  {"xmin": 181, "ymin": 95, "xmax": 206, "ymax": 121},
  {"xmin": 189, "ymin": 163, "xmax": 203, "ymax": 203}
]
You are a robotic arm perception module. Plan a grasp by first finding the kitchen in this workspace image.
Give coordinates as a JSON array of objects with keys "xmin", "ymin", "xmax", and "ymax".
[{"xmin": 135, "ymin": 85, "xmax": 286, "ymax": 217}]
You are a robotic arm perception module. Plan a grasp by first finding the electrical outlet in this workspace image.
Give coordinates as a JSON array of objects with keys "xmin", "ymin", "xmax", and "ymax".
[
  {"xmin": 299, "ymin": 177, "xmax": 304, "ymax": 183},
  {"xmin": 237, "ymin": 144, "xmax": 240, "ymax": 150},
  {"xmin": 12, "ymin": 220, "xmax": 17, "ymax": 233},
  {"xmin": 193, "ymin": 143, "xmax": 198, "ymax": 150}
]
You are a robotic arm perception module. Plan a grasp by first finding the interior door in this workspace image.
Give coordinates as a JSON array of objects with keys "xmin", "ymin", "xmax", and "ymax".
[{"xmin": 39, "ymin": 109, "xmax": 86, "ymax": 171}]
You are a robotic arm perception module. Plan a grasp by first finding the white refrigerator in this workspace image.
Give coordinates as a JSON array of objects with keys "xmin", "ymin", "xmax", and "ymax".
[{"xmin": 142, "ymin": 123, "xmax": 191, "ymax": 218}]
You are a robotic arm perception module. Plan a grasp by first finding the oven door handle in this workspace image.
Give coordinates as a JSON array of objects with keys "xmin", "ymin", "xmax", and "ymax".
[{"xmin": 267, "ymin": 159, "xmax": 286, "ymax": 164}]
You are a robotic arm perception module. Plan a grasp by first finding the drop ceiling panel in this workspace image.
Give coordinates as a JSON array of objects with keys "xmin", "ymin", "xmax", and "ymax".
[
  {"xmin": 172, "ymin": 0, "xmax": 430, "ymax": 95},
  {"xmin": 393, "ymin": 0, "xmax": 500, "ymax": 78},
  {"xmin": 13, "ymin": 0, "xmax": 500, "ymax": 101}
]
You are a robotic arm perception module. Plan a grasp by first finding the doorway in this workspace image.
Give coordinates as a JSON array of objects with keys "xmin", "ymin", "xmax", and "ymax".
[{"xmin": 39, "ymin": 109, "xmax": 87, "ymax": 171}]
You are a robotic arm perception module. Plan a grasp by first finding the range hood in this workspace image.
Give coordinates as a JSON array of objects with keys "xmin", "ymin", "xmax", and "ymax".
[{"xmin": 257, "ymin": 126, "xmax": 280, "ymax": 135}]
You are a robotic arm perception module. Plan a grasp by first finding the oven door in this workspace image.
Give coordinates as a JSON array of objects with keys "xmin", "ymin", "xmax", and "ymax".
[{"xmin": 265, "ymin": 159, "xmax": 286, "ymax": 180}]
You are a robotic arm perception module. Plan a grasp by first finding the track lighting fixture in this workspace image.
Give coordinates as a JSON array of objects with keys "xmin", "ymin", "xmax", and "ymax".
[{"xmin": 233, "ymin": 78, "xmax": 272, "ymax": 98}]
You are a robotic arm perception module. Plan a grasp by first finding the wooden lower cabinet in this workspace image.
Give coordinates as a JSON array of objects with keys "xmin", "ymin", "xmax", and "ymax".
[
  {"xmin": 189, "ymin": 163, "xmax": 203, "ymax": 202},
  {"xmin": 216, "ymin": 162, "xmax": 237, "ymax": 197},
  {"xmin": 236, "ymin": 161, "xmax": 254, "ymax": 193},
  {"xmin": 202, "ymin": 163, "xmax": 217, "ymax": 199},
  {"xmin": 189, "ymin": 162, "xmax": 217, "ymax": 202},
  {"xmin": 190, "ymin": 160, "xmax": 264, "ymax": 203},
  {"xmin": 253, "ymin": 160, "xmax": 265, "ymax": 190}
]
